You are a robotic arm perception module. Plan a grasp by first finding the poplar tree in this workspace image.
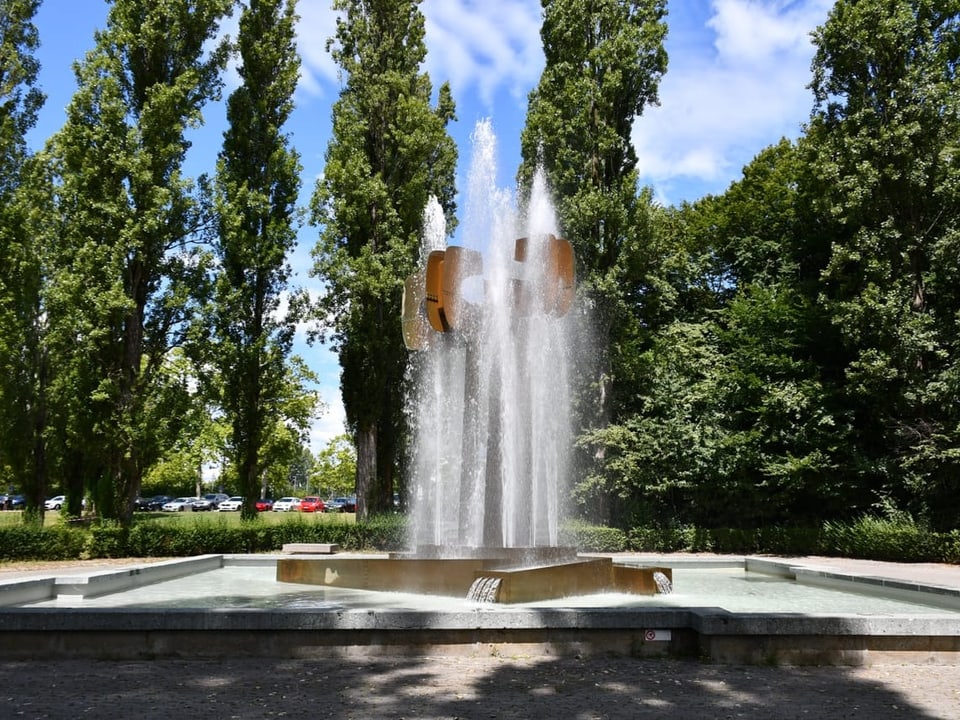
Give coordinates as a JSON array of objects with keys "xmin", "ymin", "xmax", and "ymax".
[
  {"xmin": 310, "ymin": 0, "xmax": 457, "ymax": 518},
  {"xmin": 47, "ymin": 0, "xmax": 232, "ymax": 522},
  {"xmin": 213, "ymin": 0, "xmax": 308, "ymax": 520},
  {"xmin": 518, "ymin": 0, "xmax": 667, "ymax": 474},
  {"xmin": 0, "ymin": 0, "xmax": 46, "ymax": 521}
]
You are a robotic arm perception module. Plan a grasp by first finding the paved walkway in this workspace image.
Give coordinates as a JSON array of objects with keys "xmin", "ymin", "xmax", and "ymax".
[{"xmin": 3, "ymin": 554, "xmax": 960, "ymax": 719}]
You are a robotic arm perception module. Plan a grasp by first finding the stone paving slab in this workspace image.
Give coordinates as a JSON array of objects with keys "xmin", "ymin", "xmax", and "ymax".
[{"xmin": 2, "ymin": 654, "xmax": 959, "ymax": 719}]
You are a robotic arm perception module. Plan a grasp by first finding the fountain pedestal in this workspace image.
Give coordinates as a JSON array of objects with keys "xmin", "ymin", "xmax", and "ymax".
[{"xmin": 277, "ymin": 553, "xmax": 671, "ymax": 604}]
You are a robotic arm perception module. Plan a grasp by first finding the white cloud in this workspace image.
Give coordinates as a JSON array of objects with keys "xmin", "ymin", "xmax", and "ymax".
[
  {"xmin": 310, "ymin": 397, "xmax": 346, "ymax": 451},
  {"xmin": 422, "ymin": 0, "xmax": 544, "ymax": 109},
  {"xmin": 293, "ymin": 0, "xmax": 543, "ymax": 109},
  {"xmin": 633, "ymin": 0, "xmax": 833, "ymax": 202},
  {"xmin": 295, "ymin": 0, "xmax": 342, "ymax": 96},
  {"xmin": 709, "ymin": 0, "xmax": 830, "ymax": 66}
]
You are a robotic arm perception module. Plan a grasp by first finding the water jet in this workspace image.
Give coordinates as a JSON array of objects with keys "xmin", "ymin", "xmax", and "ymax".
[{"xmin": 278, "ymin": 119, "xmax": 669, "ymax": 602}]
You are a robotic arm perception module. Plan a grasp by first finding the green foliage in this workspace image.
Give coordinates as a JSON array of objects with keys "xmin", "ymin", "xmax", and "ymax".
[
  {"xmin": 210, "ymin": 0, "xmax": 315, "ymax": 522},
  {"xmin": 310, "ymin": 0, "xmax": 457, "ymax": 516},
  {"xmin": 821, "ymin": 515, "xmax": 942, "ymax": 563},
  {"xmin": 0, "ymin": 524, "xmax": 87, "ymax": 560},
  {"xmin": 2, "ymin": 514, "xmax": 957, "ymax": 563},
  {"xmin": 312, "ymin": 433, "xmax": 357, "ymax": 497},
  {"xmin": 1, "ymin": 0, "xmax": 960, "ymax": 541},
  {"xmin": 520, "ymin": 0, "xmax": 668, "ymax": 283},
  {"xmin": 627, "ymin": 525, "xmax": 699, "ymax": 553},
  {"xmin": 0, "ymin": 513, "xmax": 409, "ymax": 560},
  {"xmin": 803, "ymin": 0, "xmax": 960, "ymax": 528},
  {"xmin": 45, "ymin": 0, "xmax": 234, "ymax": 524},
  {"xmin": 560, "ymin": 520, "xmax": 628, "ymax": 552},
  {"xmin": 0, "ymin": 0, "xmax": 48, "ymax": 521},
  {"xmin": 564, "ymin": 518, "xmax": 954, "ymax": 560},
  {"xmin": 519, "ymin": 0, "xmax": 669, "ymax": 506}
]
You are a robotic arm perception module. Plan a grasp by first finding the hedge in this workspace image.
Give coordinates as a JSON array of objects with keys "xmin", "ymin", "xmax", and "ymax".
[{"xmin": 1, "ymin": 514, "xmax": 957, "ymax": 564}]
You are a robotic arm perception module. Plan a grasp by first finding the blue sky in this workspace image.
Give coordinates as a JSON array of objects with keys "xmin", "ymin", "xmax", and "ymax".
[{"xmin": 27, "ymin": 0, "xmax": 834, "ymax": 452}]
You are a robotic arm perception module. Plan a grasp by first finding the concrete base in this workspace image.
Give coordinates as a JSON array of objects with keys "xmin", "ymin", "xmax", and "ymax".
[
  {"xmin": 281, "ymin": 543, "xmax": 340, "ymax": 554},
  {"xmin": 3, "ymin": 602, "xmax": 960, "ymax": 666},
  {"xmin": 3, "ymin": 555, "xmax": 960, "ymax": 665}
]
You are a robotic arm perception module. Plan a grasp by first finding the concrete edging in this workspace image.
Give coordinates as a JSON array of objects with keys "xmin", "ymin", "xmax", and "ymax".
[{"xmin": 2, "ymin": 554, "xmax": 960, "ymax": 665}]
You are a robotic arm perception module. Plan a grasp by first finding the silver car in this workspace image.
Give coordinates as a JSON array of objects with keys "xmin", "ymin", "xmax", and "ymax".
[{"xmin": 162, "ymin": 497, "xmax": 197, "ymax": 512}]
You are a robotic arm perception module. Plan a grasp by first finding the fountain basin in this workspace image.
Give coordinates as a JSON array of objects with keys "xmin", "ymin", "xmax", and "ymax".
[{"xmin": 3, "ymin": 554, "xmax": 960, "ymax": 665}]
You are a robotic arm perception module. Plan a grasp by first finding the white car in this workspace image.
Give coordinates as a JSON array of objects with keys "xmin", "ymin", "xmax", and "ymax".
[
  {"xmin": 272, "ymin": 497, "xmax": 301, "ymax": 512},
  {"xmin": 162, "ymin": 497, "xmax": 197, "ymax": 512},
  {"xmin": 45, "ymin": 495, "xmax": 66, "ymax": 510},
  {"xmin": 217, "ymin": 496, "xmax": 244, "ymax": 512}
]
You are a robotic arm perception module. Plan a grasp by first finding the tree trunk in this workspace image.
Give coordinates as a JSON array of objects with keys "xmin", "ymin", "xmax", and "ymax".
[{"xmin": 355, "ymin": 424, "xmax": 377, "ymax": 521}]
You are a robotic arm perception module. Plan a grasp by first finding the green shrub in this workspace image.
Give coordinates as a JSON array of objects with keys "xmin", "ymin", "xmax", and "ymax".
[
  {"xmin": 821, "ymin": 515, "xmax": 944, "ymax": 562},
  {"xmin": 1, "ymin": 513, "xmax": 958, "ymax": 564},
  {"xmin": 628, "ymin": 526, "xmax": 697, "ymax": 553},
  {"xmin": 86, "ymin": 521, "xmax": 129, "ymax": 558},
  {"xmin": 561, "ymin": 521, "xmax": 628, "ymax": 552},
  {"xmin": 0, "ymin": 525, "xmax": 88, "ymax": 560}
]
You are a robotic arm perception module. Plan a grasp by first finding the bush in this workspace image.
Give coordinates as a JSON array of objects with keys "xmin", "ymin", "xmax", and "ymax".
[
  {"xmin": 0, "ymin": 525, "xmax": 88, "ymax": 560},
  {"xmin": 627, "ymin": 525, "xmax": 696, "ymax": 552},
  {"xmin": 1, "ymin": 513, "xmax": 957, "ymax": 564},
  {"xmin": 821, "ymin": 515, "xmax": 944, "ymax": 562},
  {"xmin": 561, "ymin": 520, "xmax": 628, "ymax": 552},
  {"xmin": 87, "ymin": 522, "xmax": 129, "ymax": 558}
]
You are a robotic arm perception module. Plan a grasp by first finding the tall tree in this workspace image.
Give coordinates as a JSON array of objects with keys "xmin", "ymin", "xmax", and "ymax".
[
  {"xmin": 0, "ymin": 0, "xmax": 46, "ymax": 522},
  {"xmin": 47, "ymin": 0, "xmax": 232, "ymax": 523},
  {"xmin": 805, "ymin": 0, "xmax": 960, "ymax": 526},
  {"xmin": 518, "ymin": 0, "xmax": 667, "ymax": 435},
  {"xmin": 310, "ymin": 0, "xmax": 457, "ymax": 518},
  {"xmin": 213, "ymin": 0, "xmax": 305, "ymax": 521}
]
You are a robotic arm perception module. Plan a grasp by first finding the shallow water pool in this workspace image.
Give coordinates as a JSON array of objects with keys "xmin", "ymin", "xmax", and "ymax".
[{"xmin": 22, "ymin": 565, "xmax": 960, "ymax": 615}]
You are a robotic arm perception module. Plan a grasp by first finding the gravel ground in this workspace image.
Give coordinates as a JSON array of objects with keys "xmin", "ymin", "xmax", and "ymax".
[{"xmin": 3, "ymin": 655, "xmax": 960, "ymax": 719}]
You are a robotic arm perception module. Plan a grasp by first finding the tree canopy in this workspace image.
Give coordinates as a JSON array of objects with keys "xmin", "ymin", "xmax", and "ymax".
[{"xmin": 310, "ymin": 0, "xmax": 457, "ymax": 518}]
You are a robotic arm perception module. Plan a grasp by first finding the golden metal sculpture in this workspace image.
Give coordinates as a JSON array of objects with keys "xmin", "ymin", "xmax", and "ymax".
[{"xmin": 403, "ymin": 235, "xmax": 574, "ymax": 350}]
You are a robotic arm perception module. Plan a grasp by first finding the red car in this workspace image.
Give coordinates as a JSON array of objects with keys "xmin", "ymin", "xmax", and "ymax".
[
  {"xmin": 255, "ymin": 498, "xmax": 274, "ymax": 512},
  {"xmin": 299, "ymin": 496, "xmax": 325, "ymax": 513}
]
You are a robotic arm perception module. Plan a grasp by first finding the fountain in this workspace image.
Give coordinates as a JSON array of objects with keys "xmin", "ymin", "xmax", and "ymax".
[{"xmin": 278, "ymin": 120, "xmax": 670, "ymax": 601}]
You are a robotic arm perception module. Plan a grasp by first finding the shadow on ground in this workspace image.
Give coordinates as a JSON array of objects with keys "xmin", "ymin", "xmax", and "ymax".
[{"xmin": 2, "ymin": 655, "xmax": 957, "ymax": 719}]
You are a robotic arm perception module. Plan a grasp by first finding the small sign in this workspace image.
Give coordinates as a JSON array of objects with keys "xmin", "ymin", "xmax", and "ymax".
[{"xmin": 643, "ymin": 629, "xmax": 671, "ymax": 642}]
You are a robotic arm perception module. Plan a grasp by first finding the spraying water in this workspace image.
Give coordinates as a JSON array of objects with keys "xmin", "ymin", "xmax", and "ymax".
[{"xmin": 407, "ymin": 120, "xmax": 575, "ymax": 553}]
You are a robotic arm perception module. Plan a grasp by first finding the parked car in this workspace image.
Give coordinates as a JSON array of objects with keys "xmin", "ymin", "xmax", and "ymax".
[
  {"xmin": 0, "ymin": 494, "xmax": 25, "ymax": 510},
  {"xmin": 299, "ymin": 496, "xmax": 325, "ymax": 513},
  {"xmin": 334, "ymin": 496, "xmax": 357, "ymax": 513},
  {"xmin": 162, "ymin": 497, "xmax": 197, "ymax": 512},
  {"xmin": 272, "ymin": 497, "xmax": 301, "ymax": 512},
  {"xmin": 192, "ymin": 493, "xmax": 230, "ymax": 511},
  {"xmin": 324, "ymin": 497, "xmax": 344, "ymax": 513},
  {"xmin": 217, "ymin": 496, "xmax": 244, "ymax": 512},
  {"xmin": 44, "ymin": 495, "xmax": 66, "ymax": 511},
  {"xmin": 255, "ymin": 498, "xmax": 274, "ymax": 512},
  {"xmin": 136, "ymin": 495, "xmax": 173, "ymax": 511}
]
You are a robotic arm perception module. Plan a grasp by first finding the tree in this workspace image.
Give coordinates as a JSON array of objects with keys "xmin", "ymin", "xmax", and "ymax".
[
  {"xmin": 0, "ymin": 0, "xmax": 46, "ymax": 523},
  {"xmin": 804, "ymin": 0, "xmax": 960, "ymax": 527},
  {"xmin": 310, "ymin": 0, "xmax": 457, "ymax": 518},
  {"xmin": 46, "ymin": 0, "xmax": 233, "ymax": 524},
  {"xmin": 312, "ymin": 433, "xmax": 357, "ymax": 498},
  {"xmin": 518, "ymin": 0, "xmax": 667, "ymax": 445},
  {"xmin": 212, "ymin": 0, "xmax": 304, "ymax": 521}
]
